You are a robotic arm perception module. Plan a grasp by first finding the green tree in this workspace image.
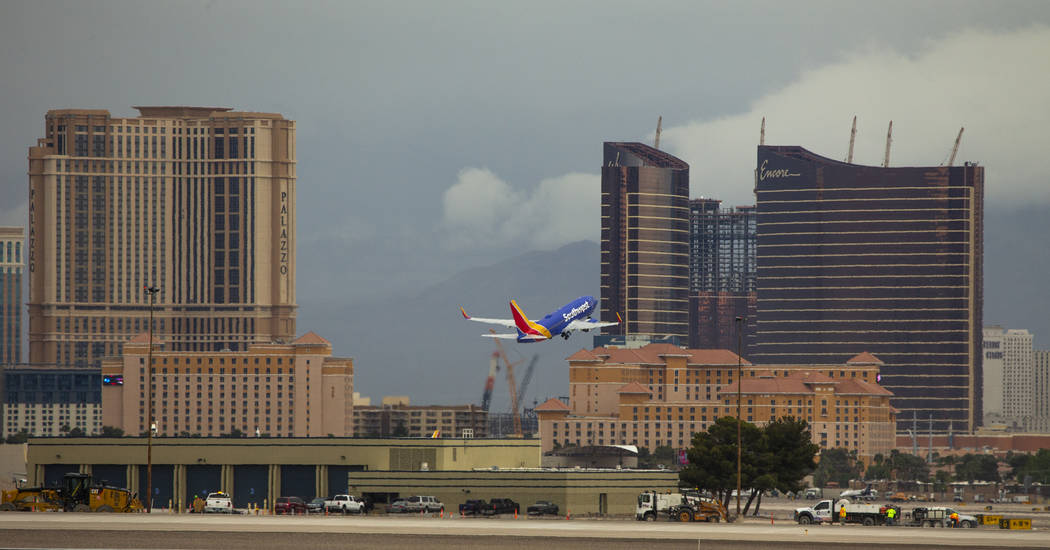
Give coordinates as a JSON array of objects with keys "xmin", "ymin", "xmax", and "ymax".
[
  {"xmin": 651, "ymin": 445, "xmax": 677, "ymax": 469},
  {"xmin": 221, "ymin": 428, "xmax": 245, "ymax": 438},
  {"xmin": 1015, "ymin": 449, "xmax": 1050, "ymax": 484},
  {"xmin": 745, "ymin": 417, "xmax": 819, "ymax": 515},
  {"xmin": 391, "ymin": 419, "xmax": 409, "ymax": 437},
  {"xmin": 679, "ymin": 416, "xmax": 764, "ymax": 509},
  {"xmin": 933, "ymin": 469, "xmax": 952, "ymax": 492},
  {"xmin": 99, "ymin": 426, "xmax": 125, "ymax": 437},
  {"xmin": 4, "ymin": 429, "xmax": 30, "ymax": 444},
  {"xmin": 813, "ymin": 448, "xmax": 862, "ymax": 488},
  {"xmin": 66, "ymin": 427, "xmax": 86, "ymax": 437},
  {"xmin": 891, "ymin": 452, "xmax": 930, "ymax": 482},
  {"xmin": 955, "ymin": 454, "xmax": 1001, "ymax": 482}
]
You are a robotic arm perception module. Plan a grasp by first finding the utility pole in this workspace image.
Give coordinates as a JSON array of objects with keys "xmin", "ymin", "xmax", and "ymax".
[
  {"xmin": 735, "ymin": 316, "xmax": 745, "ymax": 519},
  {"xmin": 144, "ymin": 285, "xmax": 159, "ymax": 513}
]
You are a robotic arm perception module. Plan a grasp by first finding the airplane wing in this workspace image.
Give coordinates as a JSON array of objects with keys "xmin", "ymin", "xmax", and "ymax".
[
  {"xmin": 460, "ymin": 307, "xmax": 517, "ymax": 328},
  {"xmin": 481, "ymin": 333, "xmax": 519, "ymax": 339},
  {"xmin": 565, "ymin": 318, "xmax": 620, "ymax": 331}
]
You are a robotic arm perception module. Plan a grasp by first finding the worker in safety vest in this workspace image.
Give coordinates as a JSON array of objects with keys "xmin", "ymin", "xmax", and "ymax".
[
  {"xmin": 886, "ymin": 506, "xmax": 896, "ymax": 526},
  {"xmin": 949, "ymin": 510, "xmax": 959, "ymax": 527},
  {"xmin": 839, "ymin": 504, "xmax": 847, "ymax": 523}
]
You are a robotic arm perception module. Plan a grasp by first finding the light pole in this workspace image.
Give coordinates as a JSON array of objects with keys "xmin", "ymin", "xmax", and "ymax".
[
  {"xmin": 144, "ymin": 285, "xmax": 159, "ymax": 513},
  {"xmin": 735, "ymin": 315, "xmax": 744, "ymax": 519}
]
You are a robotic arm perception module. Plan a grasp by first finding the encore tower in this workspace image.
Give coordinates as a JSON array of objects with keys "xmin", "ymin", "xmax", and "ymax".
[
  {"xmin": 27, "ymin": 107, "xmax": 296, "ymax": 367},
  {"xmin": 600, "ymin": 142, "xmax": 690, "ymax": 340},
  {"xmin": 751, "ymin": 145, "xmax": 983, "ymax": 433}
]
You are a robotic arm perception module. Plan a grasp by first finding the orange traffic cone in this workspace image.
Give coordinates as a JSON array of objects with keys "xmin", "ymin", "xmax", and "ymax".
[
  {"xmin": 514, "ymin": 508, "xmax": 518, "ymax": 519},
  {"xmin": 566, "ymin": 510, "xmax": 570, "ymax": 520},
  {"xmin": 440, "ymin": 509, "xmax": 444, "ymax": 518}
]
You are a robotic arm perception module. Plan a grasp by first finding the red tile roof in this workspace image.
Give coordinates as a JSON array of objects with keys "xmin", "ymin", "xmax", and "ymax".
[
  {"xmin": 718, "ymin": 373, "xmax": 894, "ymax": 397},
  {"xmin": 292, "ymin": 331, "xmax": 330, "ymax": 346},
  {"xmin": 846, "ymin": 352, "xmax": 883, "ymax": 365},
  {"xmin": 535, "ymin": 398, "xmax": 571, "ymax": 412},
  {"xmin": 567, "ymin": 343, "xmax": 749, "ymax": 366},
  {"xmin": 617, "ymin": 382, "xmax": 651, "ymax": 395}
]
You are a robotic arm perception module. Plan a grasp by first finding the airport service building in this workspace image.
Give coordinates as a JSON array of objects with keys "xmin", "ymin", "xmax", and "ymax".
[{"xmin": 751, "ymin": 146, "xmax": 984, "ymax": 433}]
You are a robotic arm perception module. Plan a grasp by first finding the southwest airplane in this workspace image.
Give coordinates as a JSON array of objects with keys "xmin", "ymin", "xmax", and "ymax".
[{"xmin": 460, "ymin": 295, "xmax": 620, "ymax": 342}]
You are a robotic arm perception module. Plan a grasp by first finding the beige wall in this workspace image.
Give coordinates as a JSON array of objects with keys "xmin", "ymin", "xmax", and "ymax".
[{"xmin": 348, "ymin": 469, "xmax": 678, "ymax": 516}]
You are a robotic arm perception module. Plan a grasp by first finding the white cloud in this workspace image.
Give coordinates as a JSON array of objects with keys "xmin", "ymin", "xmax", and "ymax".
[
  {"xmin": 440, "ymin": 168, "xmax": 599, "ymax": 250},
  {"xmin": 661, "ymin": 26, "xmax": 1050, "ymax": 207}
]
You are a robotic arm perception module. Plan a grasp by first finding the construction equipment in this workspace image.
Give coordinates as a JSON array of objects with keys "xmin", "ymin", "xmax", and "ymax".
[
  {"xmin": 759, "ymin": 117, "xmax": 765, "ymax": 146},
  {"xmin": 947, "ymin": 127, "xmax": 964, "ymax": 166},
  {"xmin": 0, "ymin": 472, "xmax": 142, "ymax": 512},
  {"xmin": 654, "ymin": 116, "xmax": 662, "ymax": 149},
  {"xmin": 514, "ymin": 355, "xmax": 539, "ymax": 411},
  {"xmin": 846, "ymin": 116, "xmax": 857, "ymax": 163},
  {"xmin": 480, "ymin": 352, "xmax": 499, "ymax": 412},
  {"xmin": 883, "ymin": 120, "xmax": 893, "ymax": 167},
  {"xmin": 670, "ymin": 498, "xmax": 729, "ymax": 523},
  {"xmin": 490, "ymin": 332, "xmax": 523, "ymax": 436}
]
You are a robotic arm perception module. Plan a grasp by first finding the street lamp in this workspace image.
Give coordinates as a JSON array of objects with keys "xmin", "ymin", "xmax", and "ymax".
[
  {"xmin": 144, "ymin": 285, "xmax": 159, "ymax": 513},
  {"xmin": 735, "ymin": 315, "xmax": 745, "ymax": 519}
]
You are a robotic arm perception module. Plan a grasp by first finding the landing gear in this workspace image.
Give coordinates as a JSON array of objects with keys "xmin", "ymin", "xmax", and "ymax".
[{"xmin": 561, "ymin": 332, "xmax": 571, "ymax": 340}]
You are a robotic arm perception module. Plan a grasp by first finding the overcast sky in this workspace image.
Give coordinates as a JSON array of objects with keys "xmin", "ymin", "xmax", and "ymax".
[{"xmin": 2, "ymin": 1, "xmax": 1049, "ymax": 399}]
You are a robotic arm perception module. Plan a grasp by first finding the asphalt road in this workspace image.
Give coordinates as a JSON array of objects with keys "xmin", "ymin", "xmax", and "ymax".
[{"xmin": 1, "ymin": 513, "xmax": 1049, "ymax": 550}]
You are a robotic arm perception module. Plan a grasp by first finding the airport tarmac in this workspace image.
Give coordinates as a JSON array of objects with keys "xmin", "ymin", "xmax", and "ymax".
[{"xmin": 1, "ymin": 513, "xmax": 1049, "ymax": 550}]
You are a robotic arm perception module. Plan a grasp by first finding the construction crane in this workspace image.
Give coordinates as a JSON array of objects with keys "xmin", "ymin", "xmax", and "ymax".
[
  {"xmin": 480, "ymin": 352, "xmax": 499, "ymax": 412},
  {"xmin": 489, "ymin": 330, "xmax": 524, "ymax": 436},
  {"xmin": 759, "ymin": 117, "xmax": 765, "ymax": 146},
  {"xmin": 514, "ymin": 355, "xmax": 539, "ymax": 412},
  {"xmin": 654, "ymin": 116, "xmax": 662, "ymax": 149},
  {"xmin": 883, "ymin": 120, "xmax": 893, "ymax": 167},
  {"xmin": 846, "ymin": 116, "xmax": 857, "ymax": 163},
  {"xmin": 947, "ymin": 127, "xmax": 964, "ymax": 166}
]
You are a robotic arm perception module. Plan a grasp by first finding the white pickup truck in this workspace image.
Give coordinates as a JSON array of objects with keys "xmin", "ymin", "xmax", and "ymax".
[
  {"xmin": 324, "ymin": 494, "xmax": 365, "ymax": 514},
  {"xmin": 204, "ymin": 492, "xmax": 234, "ymax": 514}
]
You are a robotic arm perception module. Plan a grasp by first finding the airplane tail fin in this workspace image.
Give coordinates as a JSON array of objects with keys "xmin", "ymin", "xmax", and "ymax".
[{"xmin": 509, "ymin": 300, "xmax": 552, "ymax": 339}]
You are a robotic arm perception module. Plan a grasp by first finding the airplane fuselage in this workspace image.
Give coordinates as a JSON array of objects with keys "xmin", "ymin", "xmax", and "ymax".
[{"xmin": 519, "ymin": 295, "xmax": 596, "ymax": 343}]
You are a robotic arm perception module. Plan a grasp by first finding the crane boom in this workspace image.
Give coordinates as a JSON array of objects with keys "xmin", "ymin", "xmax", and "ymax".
[
  {"xmin": 480, "ymin": 353, "xmax": 498, "ymax": 412},
  {"xmin": 514, "ymin": 355, "xmax": 539, "ymax": 410},
  {"xmin": 947, "ymin": 127, "xmax": 964, "ymax": 166},
  {"xmin": 760, "ymin": 117, "xmax": 765, "ymax": 146},
  {"xmin": 490, "ymin": 331, "xmax": 523, "ymax": 436},
  {"xmin": 883, "ymin": 120, "xmax": 893, "ymax": 167},
  {"xmin": 847, "ymin": 116, "xmax": 857, "ymax": 163},
  {"xmin": 654, "ymin": 116, "xmax": 662, "ymax": 150}
]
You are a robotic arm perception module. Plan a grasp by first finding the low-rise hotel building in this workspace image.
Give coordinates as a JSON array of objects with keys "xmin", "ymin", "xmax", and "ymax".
[
  {"xmin": 536, "ymin": 344, "xmax": 896, "ymax": 460},
  {"xmin": 101, "ymin": 331, "xmax": 352, "ymax": 437}
]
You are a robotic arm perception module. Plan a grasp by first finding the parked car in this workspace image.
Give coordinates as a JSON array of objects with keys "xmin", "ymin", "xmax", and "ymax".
[
  {"xmin": 389, "ymin": 499, "xmax": 409, "ymax": 513},
  {"xmin": 402, "ymin": 495, "xmax": 444, "ymax": 513},
  {"xmin": 526, "ymin": 500, "xmax": 559, "ymax": 516},
  {"xmin": 459, "ymin": 499, "xmax": 488, "ymax": 516},
  {"xmin": 324, "ymin": 494, "xmax": 365, "ymax": 514},
  {"xmin": 486, "ymin": 498, "xmax": 519, "ymax": 515},
  {"xmin": 204, "ymin": 492, "xmax": 233, "ymax": 514},
  {"xmin": 275, "ymin": 496, "xmax": 307, "ymax": 515},
  {"xmin": 306, "ymin": 497, "xmax": 326, "ymax": 514}
]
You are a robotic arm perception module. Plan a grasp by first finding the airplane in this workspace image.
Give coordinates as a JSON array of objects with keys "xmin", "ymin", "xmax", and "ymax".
[
  {"xmin": 460, "ymin": 295, "xmax": 620, "ymax": 342},
  {"xmin": 839, "ymin": 485, "xmax": 878, "ymax": 502}
]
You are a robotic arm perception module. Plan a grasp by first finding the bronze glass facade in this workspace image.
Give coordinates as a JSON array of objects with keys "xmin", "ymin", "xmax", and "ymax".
[
  {"xmin": 751, "ymin": 146, "xmax": 984, "ymax": 433},
  {"xmin": 600, "ymin": 142, "xmax": 689, "ymax": 339}
]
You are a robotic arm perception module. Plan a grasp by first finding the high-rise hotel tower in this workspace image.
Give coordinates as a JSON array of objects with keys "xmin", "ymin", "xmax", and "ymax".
[
  {"xmin": 1, "ymin": 226, "xmax": 23, "ymax": 365},
  {"xmin": 751, "ymin": 146, "xmax": 983, "ymax": 433},
  {"xmin": 601, "ymin": 142, "xmax": 690, "ymax": 340},
  {"xmin": 27, "ymin": 107, "xmax": 296, "ymax": 367}
]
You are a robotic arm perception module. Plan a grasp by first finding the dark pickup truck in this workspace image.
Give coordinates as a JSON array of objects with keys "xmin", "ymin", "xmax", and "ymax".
[
  {"xmin": 485, "ymin": 498, "xmax": 519, "ymax": 515},
  {"xmin": 527, "ymin": 500, "xmax": 559, "ymax": 515},
  {"xmin": 458, "ymin": 499, "xmax": 488, "ymax": 516}
]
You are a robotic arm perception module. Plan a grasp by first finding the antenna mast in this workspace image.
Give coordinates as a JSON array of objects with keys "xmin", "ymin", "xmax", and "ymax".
[
  {"xmin": 883, "ymin": 120, "xmax": 893, "ymax": 167},
  {"xmin": 947, "ymin": 127, "xmax": 964, "ymax": 166},
  {"xmin": 654, "ymin": 116, "xmax": 662, "ymax": 149},
  {"xmin": 847, "ymin": 116, "xmax": 857, "ymax": 163}
]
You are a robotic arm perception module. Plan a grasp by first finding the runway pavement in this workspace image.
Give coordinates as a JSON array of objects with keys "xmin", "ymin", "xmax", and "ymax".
[{"xmin": 1, "ymin": 512, "xmax": 1049, "ymax": 550}]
